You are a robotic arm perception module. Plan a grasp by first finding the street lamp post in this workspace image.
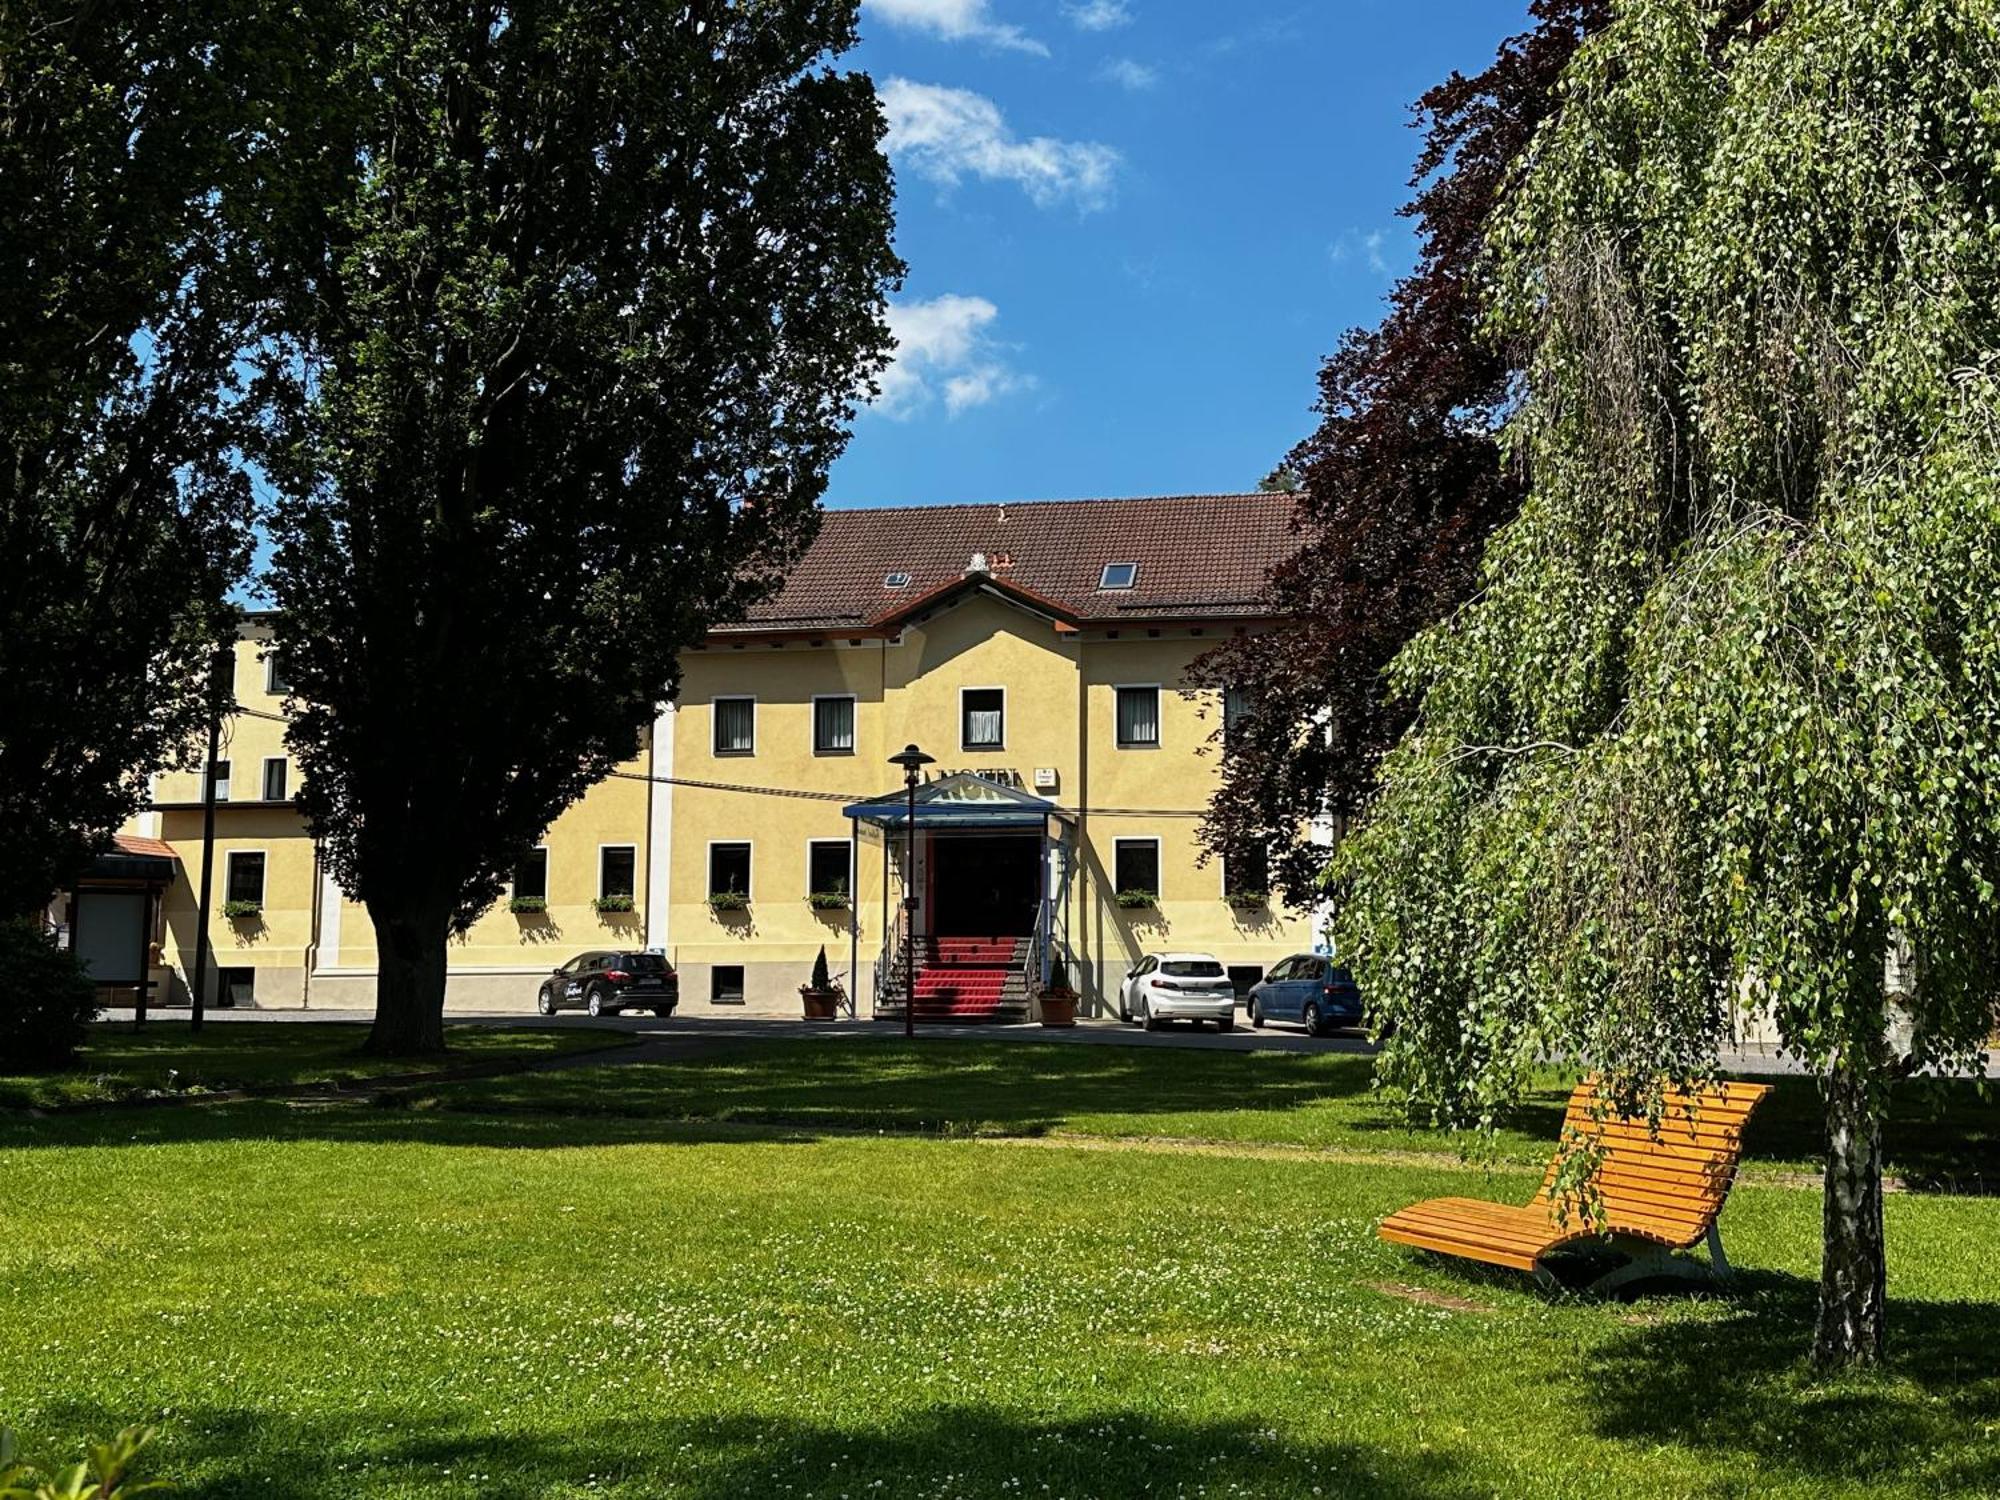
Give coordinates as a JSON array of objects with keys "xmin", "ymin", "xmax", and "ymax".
[{"xmin": 887, "ymin": 744, "xmax": 934, "ymax": 1039}]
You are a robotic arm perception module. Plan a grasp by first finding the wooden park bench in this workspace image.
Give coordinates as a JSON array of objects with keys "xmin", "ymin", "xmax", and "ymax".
[{"xmin": 1378, "ymin": 1078, "xmax": 1771, "ymax": 1293}]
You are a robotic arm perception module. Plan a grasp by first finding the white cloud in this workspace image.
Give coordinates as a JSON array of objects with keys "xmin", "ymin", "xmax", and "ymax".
[
  {"xmin": 881, "ymin": 78, "xmax": 1120, "ymax": 211},
  {"xmin": 1098, "ymin": 57, "xmax": 1157, "ymax": 91},
  {"xmin": 873, "ymin": 294, "xmax": 1030, "ymax": 419},
  {"xmin": 1330, "ymin": 228, "xmax": 1393, "ymax": 278},
  {"xmin": 864, "ymin": 0, "xmax": 1047, "ymax": 55},
  {"xmin": 1066, "ymin": 0, "xmax": 1133, "ymax": 30}
]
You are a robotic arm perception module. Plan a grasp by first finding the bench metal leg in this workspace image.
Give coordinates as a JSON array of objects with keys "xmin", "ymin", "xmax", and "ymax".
[{"xmin": 1582, "ymin": 1230, "xmax": 1731, "ymax": 1296}]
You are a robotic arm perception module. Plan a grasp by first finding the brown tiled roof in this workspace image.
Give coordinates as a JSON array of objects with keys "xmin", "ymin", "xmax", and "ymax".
[
  {"xmin": 113, "ymin": 833, "xmax": 176, "ymax": 859},
  {"xmin": 719, "ymin": 493, "xmax": 1298, "ymax": 634}
]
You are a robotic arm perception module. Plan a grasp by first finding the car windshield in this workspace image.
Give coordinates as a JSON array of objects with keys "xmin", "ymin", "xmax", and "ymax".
[
  {"xmin": 1161, "ymin": 960, "xmax": 1225, "ymax": 978},
  {"xmin": 617, "ymin": 953, "xmax": 669, "ymax": 972}
]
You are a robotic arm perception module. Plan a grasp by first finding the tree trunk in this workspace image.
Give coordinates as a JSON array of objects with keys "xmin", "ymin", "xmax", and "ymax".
[
  {"xmin": 364, "ymin": 901, "xmax": 451, "ymax": 1056},
  {"xmin": 1815, "ymin": 1049, "xmax": 1887, "ymax": 1367}
]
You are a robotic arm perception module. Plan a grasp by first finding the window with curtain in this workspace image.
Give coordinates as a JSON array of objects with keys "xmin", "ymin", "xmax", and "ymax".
[
  {"xmin": 262, "ymin": 757, "xmax": 288, "ymax": 802},
  {"xmin": 1223, "ymin": 685, "xmax": 1250, "ymax": 746},
  {"xmin": 208, "ymin": 759, "xmax": 232, "ymax": 801},
  {"xmin": 814, "ymin": 696, "xmax": 855, "ymax": 754},
  {"xmin": 1116, "ymin": 686, "xmax": 1160, "ymax": 747},
  {"xmin": 713, "ymin": 697, "xmax": 755, "ymax": 755},
  {"xmin": 962, "ymin": 688, "xmax": 1004, "ymax": 749}
]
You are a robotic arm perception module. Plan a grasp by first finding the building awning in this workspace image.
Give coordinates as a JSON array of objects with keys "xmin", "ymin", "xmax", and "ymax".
[
  {"xmin": 844, "ymin": 772, "xmax": 1074, "ymax": 832},
  {"xmin": 82, "ymin": 834, "xmax": 177, "ymax": 885}
]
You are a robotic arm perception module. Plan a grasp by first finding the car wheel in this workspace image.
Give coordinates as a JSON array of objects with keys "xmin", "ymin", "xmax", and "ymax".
[
  {"xmin": 1303, "ymin": 1000, "xmax": 1324, "ymax": 1038},
  {"xmin": 587, "ymin": 989, "xmax": 605, "ymax": 1018},
  {"xmin": 1217, "ymin": 1015, "xmax": 1236, "ymax": 1033},
  {"xmin": 1249, "ymin": 997, "xmax": 1263, "ymax": 1029},
  {"xmin": 1118, "ymin": 988, "xmax": 1131, "ymax": 1023},
  {"xmin": 654, "ymin": 1006, "xmax": 674, "ymax": 1018},
  {"xmin": 536, "ymin": 986, "xmax": 556, "ymax": 1016},
  {"xmin": 1142, "ymin": 997, "xmax": 1162, "ymax": 1033}
]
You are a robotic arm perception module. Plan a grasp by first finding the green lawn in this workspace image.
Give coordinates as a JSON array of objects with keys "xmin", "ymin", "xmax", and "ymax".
[
  {"xmin": 1, "ymin": 1042, "xmax": 1994, "ymax": 1498},
  {"xmin": 420, "ymin": 1038, "xmax": 1999, "ymax": 1187},
  {"xmin": 0, "ymin": 1021, "xmax": 628, "ymax": 1109}
]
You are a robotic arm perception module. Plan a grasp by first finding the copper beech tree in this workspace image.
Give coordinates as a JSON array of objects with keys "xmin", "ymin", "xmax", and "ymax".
[
  {"xmin": 1190, "ymin": 0, "xmax": 1607, "ymax": 902},
  {"xmin": 259, "ymin": 0, "xmax": 901, "ymax": 1054}
]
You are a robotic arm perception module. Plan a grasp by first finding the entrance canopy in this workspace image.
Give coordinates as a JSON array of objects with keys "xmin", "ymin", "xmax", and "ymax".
[{"xmin": 844, "ymin": 772, "xmax": 1074, "ymax": 833}]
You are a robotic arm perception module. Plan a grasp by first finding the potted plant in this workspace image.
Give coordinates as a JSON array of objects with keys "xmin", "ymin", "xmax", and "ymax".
[
  {"xmin": 1037, "ymin": 966, "xmax": 1079, "ymax": 1028},
  {"xmin": 708, "ymin": 888, "xmax": 749, "ymax": 914},
  {"xmin": 1115, "ymin": 888, "xmax": 1157, "ymax": 910},
  {"xmin": 221, "ymin": 899, "xmax": 262, "ymax": 920},
  {"xmin": 593, "ymin": 893, "xmax": 636, "ymax": 915},
  {"xmin": 799, "ymin": 945, "xmax": 841, "ymax": 1019},
  {"xmin": 509, "ymin": 894, "xmax": 549, "ymax": 915},
  {"xmin": 1225, "ymin": 889, "xmax": 1268, "ymax": 911},
  {"xmin": 807, "ymin": 889, "xmax": 851, "ymax": 911}
]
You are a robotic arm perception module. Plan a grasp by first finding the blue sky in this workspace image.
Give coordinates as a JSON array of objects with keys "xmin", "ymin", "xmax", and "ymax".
[{"xmin": 827, "ymin": 0, "xmax": 1523, "ymax": 509}]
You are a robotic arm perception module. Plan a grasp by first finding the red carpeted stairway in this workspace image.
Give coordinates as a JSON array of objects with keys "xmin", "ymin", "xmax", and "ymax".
[{"xmin": 889, "ymin": 936, "xmax": 1031, "ymax": 1022}]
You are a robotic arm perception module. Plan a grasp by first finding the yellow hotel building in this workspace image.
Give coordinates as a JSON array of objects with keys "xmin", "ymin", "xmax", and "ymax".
[{"xmin": 125, "ymin": 494, "xmax": 1322, "ymax": 1018}]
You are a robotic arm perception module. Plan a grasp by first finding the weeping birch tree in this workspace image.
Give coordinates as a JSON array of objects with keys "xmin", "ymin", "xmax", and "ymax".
[{"xmin": 1335, "ymin": 0, "xmax": 2000, "ymax": 1367}]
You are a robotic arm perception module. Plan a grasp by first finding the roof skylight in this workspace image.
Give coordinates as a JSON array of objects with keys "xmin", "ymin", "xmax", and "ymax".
[
  {"xmin": 883, "ymin": 572, "xmax": 911, "ymax": 590},
  {"xmin": 1099, "ymin": 562, "xmax": 1139, "ymax": 590}
]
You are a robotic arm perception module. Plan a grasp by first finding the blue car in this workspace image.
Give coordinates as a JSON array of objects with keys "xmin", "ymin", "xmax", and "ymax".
[{"xmin": 1247, "ymin": 954, "xmax": 1362, "ymax": 1036}]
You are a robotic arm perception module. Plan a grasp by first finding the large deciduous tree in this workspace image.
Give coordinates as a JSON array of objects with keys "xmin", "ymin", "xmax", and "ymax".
[
  {"xmin": 260, "ymin": 0, "xmax": 901, "ymax": 1055},
  {"xmin": 0, "ymin": 2, "xmax": 283, "ymax": 918},
  {"xmin": 1189, "ymin": 1, "xmax": 1607, "ymax": 903},
  {"xmin": 1337, "ymin": 0, "xmax": 1999, "ymax": 1367}
]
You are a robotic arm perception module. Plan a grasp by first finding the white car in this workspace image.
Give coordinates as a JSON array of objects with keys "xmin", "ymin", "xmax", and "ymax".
[{"xmin": 1117, "ymin": 953, "xmax": 1238, "ymax": 1032}]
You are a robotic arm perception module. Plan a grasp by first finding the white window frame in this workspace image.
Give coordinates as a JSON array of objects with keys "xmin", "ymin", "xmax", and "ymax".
[
  {"xmin": 1099, "ymin": 562, "xmax": 1139, "ymax": 590},
  {"xmin": 597, "ymin": 843, "xmax": 638, "ymax": 902},
  {"xmin": 960, "ymin": 685, "xmax": 1007, "ymax": 751},
  {"xmin": 261, "ymin": 756, "xmax": 289, "ymax": 803},
  {"xmin": 712, "ymin": 695, "xmax": 757, "ymax": 756},
  {"xmin": 224, "ymin": 848, "xmax": 268, "ymax": 906},
  {"xmin": 811, "ymin": 693, "xmax": 857, "ymax": 757},
  {"xmin": 1112, "ymin": 836, "xmax": 1162, "ymax": 897},
  {"xmin": 707, "ymin": 839, "xmax": 753, "ymax": 900},
  {"xmin": 512, "ymin": 844, "xmax": 550, "ymax": 900},
  {"xmin": 805, "ymin": 838, "xmax": 852, "ymax": 899},
  {"xmin": 1113, "ymin": 683, "xmax": 1163, "ymax": 749},
  {"xmin": 209, "ymin": 758, "xmax": 232, "ymax": 802},
  {"xmin": 263, "ymin": 650, "xmax": 289, "ymax": 696},
  {"xmin": 1220, "ymin": 844, "xmax": 1271, "ymax": 897}
]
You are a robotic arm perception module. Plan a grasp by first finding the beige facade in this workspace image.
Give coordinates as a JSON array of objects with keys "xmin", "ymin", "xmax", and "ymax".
[{"xmin": 124, "ymin": 496, "xmax": 1327, "ymax": 1018}]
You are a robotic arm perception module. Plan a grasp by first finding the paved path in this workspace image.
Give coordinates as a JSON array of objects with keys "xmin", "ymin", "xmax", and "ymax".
[{"xmin": 112, "ymin": 1007, "xmax": 1991, "ymax": 1078}]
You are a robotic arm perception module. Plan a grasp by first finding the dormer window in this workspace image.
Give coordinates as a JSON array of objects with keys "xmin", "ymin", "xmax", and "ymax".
[
  {"xmin": 883, "ymin": 572, "xmax": 911, "ymax": 590},
  {"xmin": 1099, "ymin": 562, "xmax": 1138, "ymax": 590}
]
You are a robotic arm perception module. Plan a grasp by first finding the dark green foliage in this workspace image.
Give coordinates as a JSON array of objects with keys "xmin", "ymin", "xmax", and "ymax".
[
  {"xmin": 0, "ymin": 2, "xmax": 303, "ymax": 916},
  {"xmin": 0, "ymin": 918, "xmax": 98, "ymax": 1070},
  {"xmin": 256, "ymin": 0, "xmax": 901, "ymax": 1054},
  {"xmin": 810, "ymin": 945, "xmax": 831, "ymax": 992}
]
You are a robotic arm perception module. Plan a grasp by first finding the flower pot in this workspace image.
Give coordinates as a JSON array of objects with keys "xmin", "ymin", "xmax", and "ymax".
[
  {"xmin": 1038, "ymin": 991, "xmax": 1078, "ymax": 1028},
  {"xmin": 800, "ymin": 986, "xmax": 841, "ymax": 1020}
]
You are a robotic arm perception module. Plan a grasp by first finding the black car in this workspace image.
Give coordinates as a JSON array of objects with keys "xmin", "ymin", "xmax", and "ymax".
[{"xmin": 537, "ymin": 951, "xmax": 678, "ymax": 1018}]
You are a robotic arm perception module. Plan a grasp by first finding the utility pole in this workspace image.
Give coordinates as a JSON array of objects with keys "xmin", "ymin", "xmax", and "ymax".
[{"xmin": 188, "ymin": 643, "xmax": 230, "ymax": 1033}]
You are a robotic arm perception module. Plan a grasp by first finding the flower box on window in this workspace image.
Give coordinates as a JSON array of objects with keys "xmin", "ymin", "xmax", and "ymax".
[
  {"xmin": 708, "ymin": 890, "xmax": 749, "ymax": 913},
  {"xmin": 1225, "ymin": 890, "xmax": 1269, "ymax": 910},
  {"xmin": 1115, "ymin": 888, "xmax": 1157, "ymax": 910},
  {"xmin": 592, "ymin": 894, "xmax": 636, "ymax": 914},
  {"xmin": 509, "ymin": 895, "xmax": 549, "ymax": 915},
  {"xmin": 807, "ymin": 890, "xmax": 851, "ymax": 911},
  {"xmin": 221, "ymin": 899, "xmax": 263, "ymax": 920}
]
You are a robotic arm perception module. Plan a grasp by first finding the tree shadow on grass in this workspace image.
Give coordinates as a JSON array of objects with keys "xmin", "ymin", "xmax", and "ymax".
[
  {"xmin": 1580, "ymin": 1269, "xmax": 2000, "ymax": 1493},
  {"xmin": 21, "ymin": 1402, "xmax": 1491, "ymax": 1500}
]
